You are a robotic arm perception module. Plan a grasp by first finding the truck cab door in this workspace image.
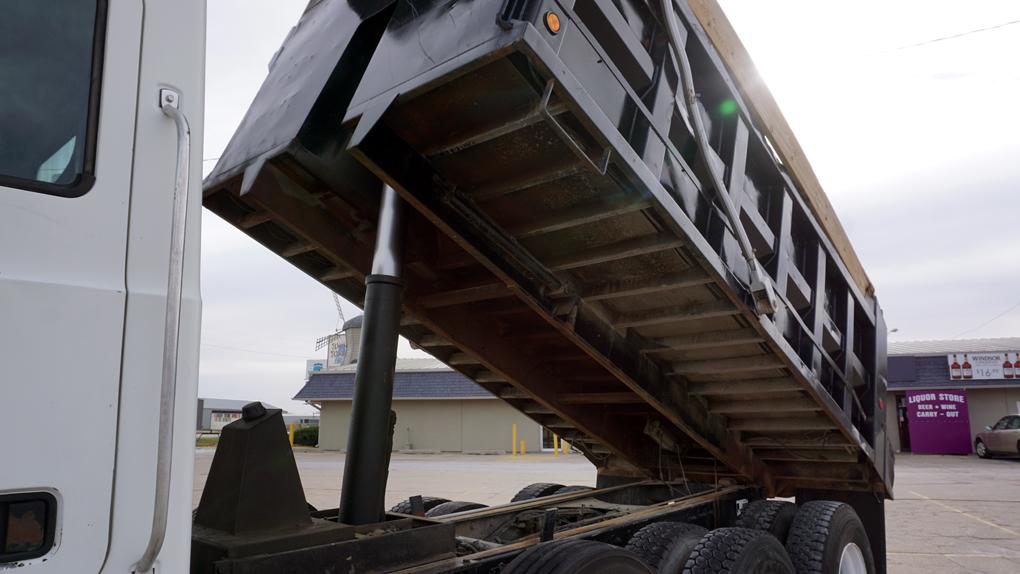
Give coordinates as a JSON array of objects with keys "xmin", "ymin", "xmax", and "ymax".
[{"xmin": 0, "ymin": 0, "xmax": 143, "ymax": 570}]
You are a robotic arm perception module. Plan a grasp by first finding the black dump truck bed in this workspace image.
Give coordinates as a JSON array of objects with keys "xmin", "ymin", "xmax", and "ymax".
[{"xmin": 204, "ymin": 0, "xmax": 892, "ymax": 498}]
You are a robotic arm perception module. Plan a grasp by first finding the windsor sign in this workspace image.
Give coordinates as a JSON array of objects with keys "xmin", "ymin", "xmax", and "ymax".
[{"xmin": 946, "ymin": 352, "xmax": 1018, "ymax": 381}]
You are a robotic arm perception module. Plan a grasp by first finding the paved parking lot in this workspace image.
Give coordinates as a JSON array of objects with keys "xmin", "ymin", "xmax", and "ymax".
[
  {"xmin": 885, "ymin": 454, "xmax": 1020, "ymax": 573},
  {"xmin": 194, "ymin": 449, "xmax": 1020, "ymax": 573}
]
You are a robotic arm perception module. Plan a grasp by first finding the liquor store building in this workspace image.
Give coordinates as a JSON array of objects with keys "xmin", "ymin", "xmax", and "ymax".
[{"xmin": 885, "ymin": 338, "xmax": 1020, "ymax": 455}]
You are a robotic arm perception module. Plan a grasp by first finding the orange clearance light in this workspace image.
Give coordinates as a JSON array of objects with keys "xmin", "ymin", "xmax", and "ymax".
[
  {"xmin": 879, "ymin": 398, "xmax": 885, "ymax": 410},
  {"xmin": 544, "ymin": 11, "xmax": 561, "ymax": 34}
]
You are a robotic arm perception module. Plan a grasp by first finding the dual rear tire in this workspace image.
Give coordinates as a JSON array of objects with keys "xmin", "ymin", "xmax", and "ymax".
[
  {"xmin": 509, "ymin": 482, "xmax": 593, "ymax": 502},
  {"xmin": 503, "ymin": 500, "xmax": 875, "ymax": 574},
  {"xmin": 388, "ymin": 496, "xmax": 450, "ymax": 515},
  {"xmin": 626, "ymin": 522, "xmax": 793, "ymax": 573},
  {"xmin": 508, "ymin": 526, "xmax": 791, "ymax": 574},
  {"xmin": 386, "ymin": 496, "xmax": 487, "ymax": 517},
  {"xmin": 511, "ymin": 482, "xmax": 567, "ymax": 502},
  {"xmin": 503, "ymin": 539, "xmax": 652, "ymax": 574},
  {"xmin": 625, "ymin": 522, "xmax": 706, "ymax": 573},
  {"xmin": 424, "ymin": 500, "xmax": 488, "ymax": 517},
  {"xmin": 785, "ymin": 501, "xmax": 875, "ymax": 574},
  {"xmin": 735, "ymin": 500, "xmax": 797, "ymax": 543},
  {"xmin": 683, "ymin": 527, "xmax": 795, "ymax": 573}
]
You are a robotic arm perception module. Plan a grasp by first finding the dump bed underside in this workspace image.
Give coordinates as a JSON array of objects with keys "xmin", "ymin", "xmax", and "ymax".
[{"xmin": 204, "ymin": 0, "xmax": 891, "ymax": 497}]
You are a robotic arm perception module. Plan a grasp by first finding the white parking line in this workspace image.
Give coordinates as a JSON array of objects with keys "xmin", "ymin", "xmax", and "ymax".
[
  {"xmin": 889, "ymin": 552, "xmax": 1016, "ymax": 558},
  {"xmin": 909, "ymin": 490, "xmax": 1020, "ymax": 538}
]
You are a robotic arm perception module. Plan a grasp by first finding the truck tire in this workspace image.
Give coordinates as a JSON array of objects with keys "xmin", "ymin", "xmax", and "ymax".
[
  {"xmin": 425, "ymin": 500, "xmax": 488, "ymax": 517},
  {"xmin": 503, "ymin": 538, "xmax": 652, "ymax": 573},
  {"xmin": 785, "ymin": 501, "xmax": 875, "ymax": 574},
  {"xmin": 625, "ymin": 521, "xmax": 707, "ymax": 573},
  {"xmin": 511, "ymin": 482, "xmax": 565, "ymax": 502},
  {"xmin": 555, "ymin": 485, "xmax": 594, "ymax": 495},
  {"xmin": 735, "ymin": 500, "xmax": 797, "ymax": 543},
  {"xmin": 389, "ymin": 496, "xmax": 450, "ymax": 515},
  {"xmin": 682, "ymin": 527, "xmax": 794, "ymax": 574}
]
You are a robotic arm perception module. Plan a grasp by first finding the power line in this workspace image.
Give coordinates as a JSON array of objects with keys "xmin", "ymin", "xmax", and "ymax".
[
  {"xmin": 202, "ymin": 342, "xmax": 309, "ymax": 360},
  {"xmin": 952, "ymin": 299, "xmax": 1020, "ymax": 339},
  {"xmin": 896, "ymin": 18, "xmax": 1020, "ymax": 51}
]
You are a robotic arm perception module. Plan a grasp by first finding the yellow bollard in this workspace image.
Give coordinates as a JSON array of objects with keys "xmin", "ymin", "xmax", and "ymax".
[
  {"xmin": 520, "ymin": 440, "xmax": 526, "ymax": 455},
  {"xmin": 512, "ymin": 424, "xmax": 518, "ymax": 456},
  {"xmin": 288, "ymin": 423, "xmax": 295, "ymax": 447},
  {"xmin": 561, "ymin": 437, "xmax": 568, "ymax": 455},
  {"xmin": 553, "ymin": 433, "xmax": 559, "ymax": 457}
]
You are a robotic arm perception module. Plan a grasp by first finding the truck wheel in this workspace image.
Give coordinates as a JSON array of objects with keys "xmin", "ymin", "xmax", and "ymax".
[
  {"xmin": 555, "ymin": 485, "xmax": 594, "ymax": 495},
  {"xmin": 735, "ymin": 500, "xmax": 797, "ymax": 543},
  {"xmin": 389, "ymin": 496, "xmax": 450, "ymax": 515},
  {"xmin": 511, "ymin": 482, "xmax": 565, "ymax": 502},
  {"xmin": 683, "ymin": 528, "xmax": 793, "ymax": 573},
  {"xmin": 504, "ymin": 539, "xmax": 652, "ymax": 573},
  {"xmin": 425, "ymin": 500, "xmax": 487, "ymax": 517},
  {"xmin": 975, "ymin": 439, "xmax": 989, "ymax": 458},
  {"xmin": 786, "ymin": 501, "xmax": 875, "ymax": 574},
  {"xmin": 625, "ymin": 521, "xmax": 707, "ymax": 573}
]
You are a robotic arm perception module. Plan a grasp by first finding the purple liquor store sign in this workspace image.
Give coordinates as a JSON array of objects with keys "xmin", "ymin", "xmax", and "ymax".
[{"xmin": 906, "ymin": 389, "xmax": 971, "ymax": 454}]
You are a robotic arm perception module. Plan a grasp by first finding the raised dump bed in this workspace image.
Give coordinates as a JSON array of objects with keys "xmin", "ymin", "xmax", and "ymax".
[{"xmin": 204, "ymin": 0, "xmax": 892, "ymax": 498}]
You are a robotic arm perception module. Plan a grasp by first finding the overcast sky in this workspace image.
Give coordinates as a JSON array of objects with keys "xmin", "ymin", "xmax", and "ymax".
[{"xmin": 201, "ymin": 1, "xmax": 1020, "ymax": 414}]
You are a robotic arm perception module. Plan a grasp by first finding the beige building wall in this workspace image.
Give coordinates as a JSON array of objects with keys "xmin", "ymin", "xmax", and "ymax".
[
  {"xmin": 317, "ymin": 398, "xmax": 541, "ymax": 452},
  {"xmin": 967, "ymin": 388, "xmax": 1020, "ymax": 437},
  {"xmin": 319, "ymin": 401, "xmax": 353, "ymax": 451},
  {"xmin": 885, "ymin": 387, "xmax": 1020, "ymax": 453},
  {"xmin": 461, "ymin": 399, "xmax": 538, "ymax": 453},
  {"xmin": 390, "ymin": 400, "xmax": 463, "ymax": 451}
]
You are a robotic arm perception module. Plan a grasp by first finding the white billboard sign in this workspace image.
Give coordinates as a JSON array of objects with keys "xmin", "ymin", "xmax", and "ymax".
[
  {"xmin": 946, "ymin": 352, "xmax": 1019, "ymax": 381},
  {"xmin": 326, "ymin": 332, "xmax": 348, "ymax": 369},
  {"xmin": 305, "ymin": 359, "xmax": 326, "ymax": 379}
]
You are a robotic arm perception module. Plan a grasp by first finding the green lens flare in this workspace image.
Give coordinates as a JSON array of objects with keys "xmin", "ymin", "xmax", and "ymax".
[{"xmin": 718, "ymin": 99, "xmax": 738, "ymax": 117}]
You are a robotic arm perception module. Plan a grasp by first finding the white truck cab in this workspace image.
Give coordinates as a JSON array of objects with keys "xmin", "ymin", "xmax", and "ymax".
[{"xmin": 1, "ymin": 1, "xmax": 205, "ymax": 571}]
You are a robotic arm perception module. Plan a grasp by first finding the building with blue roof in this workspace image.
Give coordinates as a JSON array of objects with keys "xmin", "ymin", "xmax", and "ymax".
[{"xmin": 294, "ymin": 319, "xmax": 546, "ymax": 453}]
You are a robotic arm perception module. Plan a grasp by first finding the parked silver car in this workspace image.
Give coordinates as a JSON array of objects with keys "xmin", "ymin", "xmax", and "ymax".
[{"xmin": 975, "ymin": 415, "xmax": 1020, "ymax": 458}]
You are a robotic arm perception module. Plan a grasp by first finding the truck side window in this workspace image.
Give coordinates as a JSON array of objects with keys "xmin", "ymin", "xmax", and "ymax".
[{"xmin": 0, "ymin": 0, "xmax": 106, "ymax": 197}]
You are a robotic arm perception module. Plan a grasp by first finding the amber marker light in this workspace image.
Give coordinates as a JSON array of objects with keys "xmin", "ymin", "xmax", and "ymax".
[{"xmin": 544, "ymin": 11, "xmax": 561, "ymax": 34}]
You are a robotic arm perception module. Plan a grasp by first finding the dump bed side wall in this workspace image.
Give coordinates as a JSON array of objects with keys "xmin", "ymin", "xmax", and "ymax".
[
  {"xmin": 687, "ymin": 0, "xmax": 874, "ymax": 297},
  {"xmin": 203, "ymin": 0, "xmax": 889, "ymax": 496}
]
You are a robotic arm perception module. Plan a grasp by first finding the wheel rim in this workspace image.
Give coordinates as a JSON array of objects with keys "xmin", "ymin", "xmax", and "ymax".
[
  {"xmin": 839, "ymin": 542, "xmax": 868, "ymax": 574},
  {"xmin": 976, "ymin": 442, "xmax": 986, "ymax": 456}
]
